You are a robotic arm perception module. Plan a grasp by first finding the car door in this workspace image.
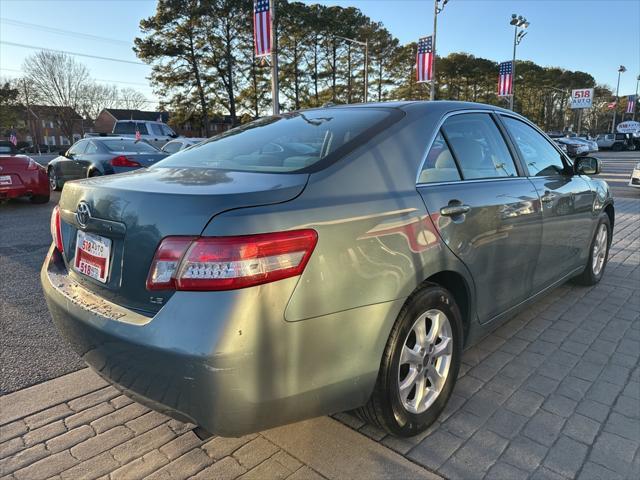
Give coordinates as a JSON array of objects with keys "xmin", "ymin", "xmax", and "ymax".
[
  {"xmin": 417, "ymin": 112, "xmax": 542, "ymax": 323},
  {"xmin": 76, "ymin": 140, "xmax": 100, "ymax": 177},
  {"xmin": 500, "ymin": 115, "xmax": 594, "ymax": 290},
  {"xmin": 60, "ymin": 140, "xmax": 88, "ymax": 179}
]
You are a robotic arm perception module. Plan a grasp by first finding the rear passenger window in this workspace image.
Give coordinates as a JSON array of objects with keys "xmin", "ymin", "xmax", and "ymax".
[
  {"xmin": 441, "ymin": 113, "xmax": 518, "ymax": 179},
  {"xmin": 418, "ymin": 132, "xmax": 461, "ymax": 184}
]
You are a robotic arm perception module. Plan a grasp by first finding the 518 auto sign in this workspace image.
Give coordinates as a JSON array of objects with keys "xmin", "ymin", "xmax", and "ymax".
[{"xmin": 570, "ymin": 88, "xmax": 594, "ymax": 109}]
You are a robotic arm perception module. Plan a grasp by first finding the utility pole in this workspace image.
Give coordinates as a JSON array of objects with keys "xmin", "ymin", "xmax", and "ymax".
[
  {"xmin": 270, "ymin": 0, "xmax": 280, "ymax": 115},
  {"xmin": 508, "ymin": 14, "xmax": 530, "ymax": 111},
  {"xmin": 611, "ymin": 65, "xmax": 626, "ymax": 133}
]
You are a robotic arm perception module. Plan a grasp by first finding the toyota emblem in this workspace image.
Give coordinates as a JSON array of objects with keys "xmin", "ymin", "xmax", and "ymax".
[{"xmin": 76, "ymin": 201, "xmax": 91, "ymax": 228}]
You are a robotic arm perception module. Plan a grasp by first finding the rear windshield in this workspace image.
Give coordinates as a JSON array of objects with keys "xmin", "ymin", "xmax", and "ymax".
[
  {"xmin": 152, "ymin": 108, "xmax": 398, "ymax": 173},
  {"xmin": 101, "ymin": 139, "xmax": 159, "ymax": 153},
  {"xmin": 114, "ymin": 122, "xmax": 149, "ymax": 135}
]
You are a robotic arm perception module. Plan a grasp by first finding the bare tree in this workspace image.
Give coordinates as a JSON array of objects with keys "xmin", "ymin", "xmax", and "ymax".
[
  {"xmin": 23, "ymin": 51, "xmax": 90, "ymax": 140},
  {"xmin": 79, "ymin": 83, "xmax": 119, "ymax": 120},
  {"xmin": 118, "ymin": 87, "xmax": 149, "ymax": 110}
]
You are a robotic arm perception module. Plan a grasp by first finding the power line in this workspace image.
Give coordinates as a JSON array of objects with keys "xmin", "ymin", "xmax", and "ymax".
[
  {"xmin": 0, "ymin": 67, "xmax": 151, "ymax": 88},
  {"xmin": 0, "ymin": 18, "xmax": 132, "ymax": 46},
  {"xmin": 0, "ymin": 40, "xmax": 147, "ymax": 66}
]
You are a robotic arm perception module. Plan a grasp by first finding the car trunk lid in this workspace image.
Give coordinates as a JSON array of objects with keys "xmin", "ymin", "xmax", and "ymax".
[{"xmin": 57, "ymin": 167, "xmax": 308, "ymax": 314}]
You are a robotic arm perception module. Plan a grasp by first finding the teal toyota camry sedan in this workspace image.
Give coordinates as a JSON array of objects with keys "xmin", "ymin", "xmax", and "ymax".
[{"xmin": 42, "ymin": 101, "xmax": 614, "ymax": 437}]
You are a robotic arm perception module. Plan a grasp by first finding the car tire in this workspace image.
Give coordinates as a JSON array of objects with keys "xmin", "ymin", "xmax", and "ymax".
[
  {"xmin": 572, "ymin": 214, "xmax": 611, "ymax": 286},
  {"xmin": 48, "ymin": 168, "xmax": 61, "ymax": 191},
  {"xmin": 355, "ymin": 283, "xmax": 463, "ymax": 437},
  {"xmin": 30, "ymin": 194, "xmax": 50, "ymax": 204},
  {"xmin": 88, "ymin": 169, "xmax": 102, "ymax": 178}
]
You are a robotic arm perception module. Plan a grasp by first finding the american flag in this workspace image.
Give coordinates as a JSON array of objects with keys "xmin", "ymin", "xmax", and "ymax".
[
  {"xmin": 416, "ymin": 36, "xmax": 434, "ymax": 83},
  {"xmin": 498, "ymin": 61, "xmax": 513, "ymax": 97},
  {"xmin": 135, "ymin": 129, "xmax": 141, "ymax": 141},
  {"xmin": 607, "ymin": 101, "xmax": 617, "ymax": 109},
  {"xmin": 9, "ymin": 131, "xmax": 17, "ymax": 146},
  {"xmin": 626, "ymin": 95, "xmax": 636, "ymax": 114},
  {"xmin": 254, "ymin": 0, "xmax": 271, "ymax": 57}
]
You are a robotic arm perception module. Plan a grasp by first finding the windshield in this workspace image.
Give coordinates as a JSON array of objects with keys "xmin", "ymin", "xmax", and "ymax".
[
  {"xmin": 152, "ymin": 108, "xmax": 396, "ymax": 173},
  {"xmin": 101, "ymin": 139, "xmax": 159, "ymax": 153}
]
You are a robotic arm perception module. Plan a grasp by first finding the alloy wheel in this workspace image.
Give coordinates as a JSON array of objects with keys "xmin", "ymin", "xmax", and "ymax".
[
  {"xmin": 398, "ymin": 309, "xmax": 453, "ymax": 414},
  {"xmin": 592, "ymin": 223, "xmax": 608, "ymax": 276},
  {"xmin": 48, "ymin": 169, "xmax": 57, "ymax": 190}
]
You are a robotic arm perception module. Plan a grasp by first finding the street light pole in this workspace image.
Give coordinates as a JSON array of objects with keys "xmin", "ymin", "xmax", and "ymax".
[
  {"xmin": 270, "ymin": 0, "xmax": 280, "ymax": 115},
  {"xmin": 508, "ymin": 14, "xmax": 529, "ymax": 111},
  {"xmin": 611, "ymin": 65, "xmax": 626, "ymax": 133},
  {"xmin": 633, "ymin": 74, "xmax": 639, "ymax": 121},
  {"xmin": 430, "ymin": 0, "xmax": 449, "ymax": 101},
  {"xmin": 335, "ymin": 35, "xmax": 369, "ymax": 103}
]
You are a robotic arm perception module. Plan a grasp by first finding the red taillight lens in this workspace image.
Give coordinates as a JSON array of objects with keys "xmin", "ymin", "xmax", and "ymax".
[
  {"xmin": 27, "ymin": 158, "xmax": 39, "ymax": 170},
  {"xmin": 50, "ymin": 205, "xmax": 64, "ymax": 253},
  {"xmin": 111, "ymin": 155, "xmax": 141, "ymax": 167},
  {"xmin": 146, "ymin": 230, "xmax": 318, "ymax": 291}
]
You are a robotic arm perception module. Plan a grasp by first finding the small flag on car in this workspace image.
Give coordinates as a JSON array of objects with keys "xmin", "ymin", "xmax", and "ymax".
[
  {"xmin": 416, "ymin": 36, "xmax": 434, "ymax": 83},
  {"xmin": 9, "ymin": 131, "xmax": 17, "ymax": 146},
  {"xmin": 498, "ymin": 61, "xmax": 513, "ymax": 97},
  {"xmin": 626, "ymin": 95, "xmax": 636, "ymax": 114},
  {"xmin": 135, "ymin": 130, "xmax": 141, "ymax": 141},
  {"xmin": 254, "ymin": 0, "xmax": 272, "ymax": 57},
  {"xmin": 157, "ymin": 114, "xmax": 163, "ymax": 123}
]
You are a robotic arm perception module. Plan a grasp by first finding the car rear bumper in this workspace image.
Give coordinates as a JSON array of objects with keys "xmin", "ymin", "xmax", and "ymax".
[
  {"xmin": 41, "ymin": 246, "xmax": 398, "ymax": 436},
  {"xmin": 0, "ymin": 170, "xmax": 48, "ymax": 199}
]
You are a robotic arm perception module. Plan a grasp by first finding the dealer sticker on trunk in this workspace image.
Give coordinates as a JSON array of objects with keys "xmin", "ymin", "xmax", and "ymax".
[{"xmin": 74, "ymin": 230, "xmax": 111, "ymax": 283}]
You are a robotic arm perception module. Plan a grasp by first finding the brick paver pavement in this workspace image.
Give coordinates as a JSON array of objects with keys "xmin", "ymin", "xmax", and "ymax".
[
  {"xmin": 1, "ymin": 198, "xmax": 638, "ymax": 480},
  {"xmin": 336, "ymin": 197, "xmax": 640, "ymax": 479}
]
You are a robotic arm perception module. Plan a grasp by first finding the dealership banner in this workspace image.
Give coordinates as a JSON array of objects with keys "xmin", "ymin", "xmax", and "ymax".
[
  {"xmin": 570, "ymin": 88, "xmax": 594, "ymax": 109},
  {"xmin": 617, "ymin": 120, "xmax": 640, "ymax": 133}
]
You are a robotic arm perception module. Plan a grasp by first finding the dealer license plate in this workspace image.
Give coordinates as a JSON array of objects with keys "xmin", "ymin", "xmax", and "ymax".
[
  {"xmin": 74, "ymin": 230, "xmax": 111, "ymax": 283},
  {"xmin": 0, "ymin": 175, "xmax": 12, "ymax": 186}
]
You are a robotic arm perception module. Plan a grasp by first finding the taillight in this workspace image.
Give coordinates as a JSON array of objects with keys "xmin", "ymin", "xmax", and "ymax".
[
  {"xmin": 146, "ymin": 230, "xmax": 318, "ymax": 291},
  {"xmin": 50, "ymin": 205, "xmax": 64, "ymax": 253},
  {"xmin": 111, "ymin": 155, "xmax": 141, "ymax": 167},
  {"xmin": 27, "ymin": 158, "xmax": 39, "ymax": 170}
]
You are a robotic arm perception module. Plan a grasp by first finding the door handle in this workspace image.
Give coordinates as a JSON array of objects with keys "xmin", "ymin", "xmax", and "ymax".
[
  {"xmin": 541, "ymin": 192, "xmax": 557, "ymax": 203},
  {"xmin": 440, "ymin": 204, "xmax": 471, "ymax": 217}
]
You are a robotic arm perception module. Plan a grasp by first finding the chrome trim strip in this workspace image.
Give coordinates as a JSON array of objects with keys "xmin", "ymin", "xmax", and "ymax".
[{"xmin": 416, "ymin": 176, "xmax": 529, "ymax": 188}]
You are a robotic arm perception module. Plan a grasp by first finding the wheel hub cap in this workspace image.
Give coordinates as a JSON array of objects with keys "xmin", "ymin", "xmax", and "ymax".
[
  {"xmin": 397, "ymin": 309, "xmax": 453, "ymax": 414},
  {"xmin": 592, "ymin": 224, "xmax": 607, "ymax": 276}
]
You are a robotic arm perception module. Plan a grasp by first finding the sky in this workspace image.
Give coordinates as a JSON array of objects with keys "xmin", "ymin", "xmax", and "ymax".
[{"xmin": 1, "ymin": 0, "xmax": 639, "ymax": 108}]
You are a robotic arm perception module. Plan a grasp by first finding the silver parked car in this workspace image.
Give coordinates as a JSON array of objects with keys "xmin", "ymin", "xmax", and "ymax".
[{"xmin": 42, "ymin": 102, "xmax": 614, "ymax": 438}]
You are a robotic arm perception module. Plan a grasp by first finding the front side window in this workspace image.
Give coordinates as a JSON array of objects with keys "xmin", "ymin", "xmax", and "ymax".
[
  {"xmin": 153, "ymin": 108, "xmax": 396, "ymax": 173},
  {"xmin": 150, "ymin": 124, "xmax": 163, "ymax": 136},
  {"xmin": 441, "ymin": 113, "xmax": 518, "ymax": 179},
  {"xmin": 85, "ymin": 141, "xmax": 99, "ymax": 154},
  {"xmin": 161, "ymin": 125, "xmax": 175, "ymax": 136},
  {"xmin": 68, "ymin": 140, "xmax": 87, "ymax": 155},
  {"xmin": 502, "ymin": 116, "xmax": 566, "ymax": 177}
]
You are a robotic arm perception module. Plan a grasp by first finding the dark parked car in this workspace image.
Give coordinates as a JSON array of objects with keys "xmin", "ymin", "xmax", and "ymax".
[
  {"xmin": 42, "ymin": 102, "xmax": 614, "ymax": 438},
  {"xmin": 47, "ymin": 137, "xmax": 168, "ymax": 191}
]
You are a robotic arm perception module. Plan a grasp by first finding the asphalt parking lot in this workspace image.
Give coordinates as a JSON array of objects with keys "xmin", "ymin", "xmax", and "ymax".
[{"xmin": 1, "ymin": 150, "xmax": 638, "ymax": 479}]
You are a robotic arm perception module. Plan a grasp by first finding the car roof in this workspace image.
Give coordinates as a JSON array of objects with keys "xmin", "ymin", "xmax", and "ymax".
[{"xmin": 298, "ymin": 100, "xmax": 513, "ymax": 117}]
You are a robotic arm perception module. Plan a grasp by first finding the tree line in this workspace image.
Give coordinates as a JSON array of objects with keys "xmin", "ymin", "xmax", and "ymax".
[{"xmin": 135, "ymin": 0, "xmax": 622, "ymax": 135}]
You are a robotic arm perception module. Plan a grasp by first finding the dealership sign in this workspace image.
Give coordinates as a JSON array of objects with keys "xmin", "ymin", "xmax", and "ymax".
[
  {"xmin": 617, "ymin": 121, "xmax": 640, "ymax": 133},
  {"xmin": 570, "ymin": 88, "xmax": 594, "ymax": 109}
]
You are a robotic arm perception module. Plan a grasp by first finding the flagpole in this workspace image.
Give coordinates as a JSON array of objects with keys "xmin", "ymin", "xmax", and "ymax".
[
  {"xmin": 430, "ymin": 0, "xmax": 438, "ymax": 101},
  {"xmin": 270, "ymin": 0, "xmax": 280, "ymax": 115}
]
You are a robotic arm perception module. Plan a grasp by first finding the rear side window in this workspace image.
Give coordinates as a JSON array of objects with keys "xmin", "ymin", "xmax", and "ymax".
[
  {"xmin": 418, "ymin": 132, "xmax": 461, "ymax": 183},
  {"xmin": 153, "ymin": 108, "xmax": 398, "ymax": 173},
  {"xmin": 502, "ymin": 116, "xmax": 566, "ymax": 176},
  {"xmin": 441, "ymin": 113, "xmax": 518, "ymax": 179},
  {"xmin": 114, "ymin": 122, "xmax": 149, "ymax": 135}
]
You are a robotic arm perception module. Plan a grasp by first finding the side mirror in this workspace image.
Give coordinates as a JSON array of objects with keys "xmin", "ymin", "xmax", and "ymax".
[{"xmin": 574, "ymin": 156, "xmax": 601, "ymax": 176}]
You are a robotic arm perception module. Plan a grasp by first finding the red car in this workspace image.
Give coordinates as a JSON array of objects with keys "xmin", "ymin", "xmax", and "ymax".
[{"xmin": 0, "ymin": 142, "xmax": 50, "ymax": 203}]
